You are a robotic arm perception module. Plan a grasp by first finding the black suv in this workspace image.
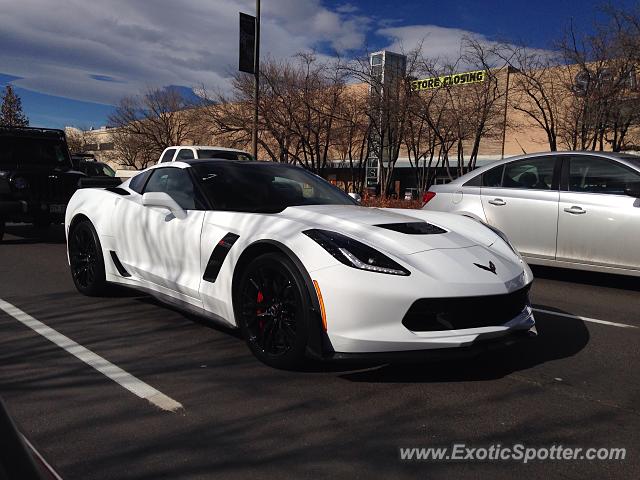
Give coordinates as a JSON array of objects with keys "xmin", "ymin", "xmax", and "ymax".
[{"xmin": 0, "ymin": 127, "xmax": 86, "ymax": 240}]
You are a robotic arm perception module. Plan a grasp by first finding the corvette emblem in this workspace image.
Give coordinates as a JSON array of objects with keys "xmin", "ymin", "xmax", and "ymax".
[{"xmin": 474, "ymin": 261, "xmax": 497, "ymax": 275}]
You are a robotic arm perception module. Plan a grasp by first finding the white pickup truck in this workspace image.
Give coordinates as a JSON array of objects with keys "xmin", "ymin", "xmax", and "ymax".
[
  {"xmin": 116, "ymin": 145, "xmax": 254, "ymax": 178},
  {"xmin": 158, "ymin": 145, "xmax": 253, "ymax": 163}
]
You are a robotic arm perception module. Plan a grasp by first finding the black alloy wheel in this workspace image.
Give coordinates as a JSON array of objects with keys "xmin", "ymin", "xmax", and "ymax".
[
  {"xmin": 68, "ymin": 220, "xmax": 107, "ymax": 296},
  {"xmin": 236, "ymin": 253, "xmax": 310, "ymax": 369}
]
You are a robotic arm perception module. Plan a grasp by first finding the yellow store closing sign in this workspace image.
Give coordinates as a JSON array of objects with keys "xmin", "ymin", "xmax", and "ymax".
[{"xmin": 411, "ymin": 70, "xmax": 487, "ymax": 91}]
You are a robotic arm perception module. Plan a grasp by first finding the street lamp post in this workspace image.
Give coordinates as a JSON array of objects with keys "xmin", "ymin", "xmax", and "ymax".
[
  {"xmin": 252, "ymin": 0, "xmax": 261, "ymax": 161},
  {"xmin": 501, "ymin": 65, "xmax": 519, "ymax": 159}
]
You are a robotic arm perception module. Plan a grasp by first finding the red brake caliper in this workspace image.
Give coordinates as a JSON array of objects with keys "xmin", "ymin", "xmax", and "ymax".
[{"xmin": 257, "ymin": 290, "xmax": 265, "ymax": 331}]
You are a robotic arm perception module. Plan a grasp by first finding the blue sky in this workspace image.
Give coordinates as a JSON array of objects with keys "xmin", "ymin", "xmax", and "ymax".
[{"xmin": 1, "ymin": 0, "xmax": 634, "ymax": 129}]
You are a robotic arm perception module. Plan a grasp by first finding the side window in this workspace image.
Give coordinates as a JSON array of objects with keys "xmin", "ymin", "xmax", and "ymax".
[
  {"xmin": 463, "ymin": 172, "xmax": 482, "ymax": 187},
  {"xmin": 272, "ymin": 176, "xmax": 306, "ymax": 202},
  {"xmin": 482, "ymin": 165, "xmax": 504, "ymax": 187},
  {"xmin": 176, "ymin": 149, "xmax": 195, "ymax": 160},
  {"xmin": 568, "ymin": 156, "xmax": 640, "ymax": 195},
  {"xmin": 502, "ymin": 157, "xmax": 555, "ymax": 190},
  {"xmin": 143, "ymin": 167, "xmax": 196, "ymax": 210},
  {"xmin": 159, "ymin": 149, "xmax": 176, "ymax": 163},
  {"xmin": 129, "ymin": 170, "xmax": 152, "ymax": 194}
]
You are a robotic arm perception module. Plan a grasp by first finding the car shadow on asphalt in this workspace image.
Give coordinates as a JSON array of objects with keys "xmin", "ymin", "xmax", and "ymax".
[
  {"xmin": 337, "ymin": 307, "xmax": 590, "ymax": 383},
  {"xmin": 133, "ymin": 294, "xmax": 592, "ymax": 378},
  {"xmin": 1, "ymin": 224, "xmax": 66, "ymax": 245},
  {"xmin": 531, "ymin": 265, "xmax": 640, "ymax": 291},
  {"xmin": 134, "ymin": 295, "xmax": 244, "ymax": 340}
]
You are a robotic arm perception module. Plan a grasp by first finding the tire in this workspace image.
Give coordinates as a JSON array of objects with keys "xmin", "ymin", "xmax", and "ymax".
[
  {"xmin": 0, "ymin": 220, "xmax": 4, "ymax": 242},
  {"xmin": 68, "ymin": 220, "xmax": 107, "ymax": 296},
  {"xmin": 235, "ymin": 252, "xmax": 310, "ymax": 369}
]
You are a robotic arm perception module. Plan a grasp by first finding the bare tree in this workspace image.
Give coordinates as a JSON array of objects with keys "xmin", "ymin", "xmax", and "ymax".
[
  {"xmin": 199, "ymin": 54, "xmax": 346, "ymax": 171},
  {"xmin": 332, "ymin": 86, "xmax": 371, "ymax": 193},
  {"xmin": 65, "ymin": 128, "xmax": 88, "ymax": 154},
  {"xmin": 502, "ymin": 46, "xmax": 566, "ymax": 151},
  {"xmin": 557, "ymin": 10, "xmax": 640, "ymax": 151},
  {"xmin": 109, "ymin": 127, "xmax": 156, "ymax": 169},
  {"xmin": 108, "ymin": 88, "xmax": 199, "ymax": 165}
]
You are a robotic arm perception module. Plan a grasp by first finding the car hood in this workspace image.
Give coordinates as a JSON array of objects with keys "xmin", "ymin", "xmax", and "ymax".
[{"xmin": 281, "ymin": 205, "xmax": 499, "ymax": 255}]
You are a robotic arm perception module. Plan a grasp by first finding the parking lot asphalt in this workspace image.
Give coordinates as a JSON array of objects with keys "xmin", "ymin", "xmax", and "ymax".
[{"xmin": 0, "ymin": 224, "xmax": 638, "ymax": 479}]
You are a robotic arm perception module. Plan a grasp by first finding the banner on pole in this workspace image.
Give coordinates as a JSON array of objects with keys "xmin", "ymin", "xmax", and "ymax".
[{"xmin": 239, "ymin": 13, "xmax": 256, "ymax": 74}]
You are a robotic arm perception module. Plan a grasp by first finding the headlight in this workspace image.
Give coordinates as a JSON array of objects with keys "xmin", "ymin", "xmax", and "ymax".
[{"xmin": 303, "ymin": 229, "xmax": 410, "ymax": 276}]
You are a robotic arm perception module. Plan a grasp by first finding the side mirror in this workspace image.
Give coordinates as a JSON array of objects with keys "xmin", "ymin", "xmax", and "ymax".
[
  {"xmin": 624, "ymin": 184, "xmax": 640, "ymax": 198},
  {"xmin": 142, "ymin": 192, "xmax": 187, "ymax": 219},
  {"xmin": 348, "ymin": 192, "xmax": 362, "ymax": 204}
]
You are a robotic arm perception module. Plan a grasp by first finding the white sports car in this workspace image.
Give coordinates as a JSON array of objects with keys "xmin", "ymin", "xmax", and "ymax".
[{"xmin": 65, "ymin": 160, "xmax": 536, "ymax": 368}]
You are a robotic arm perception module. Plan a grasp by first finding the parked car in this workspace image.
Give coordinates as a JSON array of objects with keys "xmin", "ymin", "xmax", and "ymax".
[
  {"xmin": 0, "ymin": 126, "xmax": 86, "ymax": 238},
  {"xmin": 424, "ymin": 151, "xmax": 640, "ymax": 276},
  {"xmin": 65, "ymin": 159, "xmax": 535, "ymax": 369},
  {"xmin": 158, "ymin": 145, "xmax": 254, "ymax": 163},
  {"xmin": 72, "ymin": 158, "xmax": 121, "ymax": 186},
  {"xmin": 116, "ymin": 145, "xmax": 255, "ymax": 179}
]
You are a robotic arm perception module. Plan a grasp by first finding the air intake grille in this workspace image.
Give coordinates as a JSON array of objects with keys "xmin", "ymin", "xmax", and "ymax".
[
  {"xmin": 402, "ymin": 286, "xmax": 530, "ymax": 331},
  {"xmin": 375, "ymin": 222, "xmax": 446, "ymax": 235}
]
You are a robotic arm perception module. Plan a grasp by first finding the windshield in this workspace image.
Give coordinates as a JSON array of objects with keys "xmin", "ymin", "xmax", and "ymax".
[
  {"xmin": 197, "ymin": 149, "xmax": 253, "ymax": 161},
  {"xmin": 82, "ymin": 162, "xmax": 116, "ymax": 177},
  {"xmin": 613, "ymin": 153, "xmax": 640, "ymax": 169},
  {"xmin": 192, "ymin": 162, "xmax": 356, "ymax": 213},
  {"xmin": 100, "ymin": 163, "xmax": 116, "ymax": 177}
]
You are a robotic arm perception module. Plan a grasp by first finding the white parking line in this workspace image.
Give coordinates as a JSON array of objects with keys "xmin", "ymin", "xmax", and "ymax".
[
  {"xmin": 532, "ymin": 307, "xmax": 638, "ymax": 329},
  {"xmin": 0, "ymin": 298, "xmax": 183, "ymax": 413}
]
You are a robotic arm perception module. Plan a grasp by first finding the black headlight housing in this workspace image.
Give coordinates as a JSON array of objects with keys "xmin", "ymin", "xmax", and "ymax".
[{"xmin": 303, "ymin": 229, "xmax": 410, "ymax": 276}]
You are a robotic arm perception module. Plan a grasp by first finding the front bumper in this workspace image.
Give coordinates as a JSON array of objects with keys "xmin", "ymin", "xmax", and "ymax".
[
  {"xmin": 309, "ymin": 248, "xmax": 535, "ymax": 355},
  {"xmin": 327, "ymin": 324, "xmax": 537, "ymax": 362}
]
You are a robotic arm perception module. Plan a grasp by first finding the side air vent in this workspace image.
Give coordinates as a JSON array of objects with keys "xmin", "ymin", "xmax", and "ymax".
[
  {"xmin": 375, "ymin": 222, "xmax": 446, "ymax": 235},
  {"xmin": 203, "ymin": 233, "xmax": 240, "ymax": 283},
  {"xmin": 109, "ymin": 251, "xmax": 131, "ymax": 277},
  {"xmin": 105, "ymin": 187, "xmax": 131, "ymax": 196}
]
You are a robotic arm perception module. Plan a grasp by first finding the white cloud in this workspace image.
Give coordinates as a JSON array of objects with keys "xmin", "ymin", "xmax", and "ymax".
[
  {"xmin": 1, "ymin": 1, "xmax": 545, "ymax": 108},
  {"xmin": 378, "ymin": 25, "xmax": 487, "ymax": 62},
  {"xmin": 377, "ymin": 24, "xmax": 554, "ymax": 72},
  {"xmin": 0, "ymin": 0, "xmax": 372, "ymax": 105}
]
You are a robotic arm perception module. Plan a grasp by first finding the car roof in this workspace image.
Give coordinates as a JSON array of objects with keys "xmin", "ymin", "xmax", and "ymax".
[
  {"xmin": 145, "ymin": 159, "xmax": 286, "ymax": 170},
  {"xmin": 451, "ymin": 151, "xmax": 640, "ymax": 185},
  {"xmin": 164, "ymin": 145, "xmax": 250, "ymax": 153}
]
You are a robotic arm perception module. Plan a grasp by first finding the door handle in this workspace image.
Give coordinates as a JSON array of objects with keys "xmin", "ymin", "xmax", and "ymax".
[
  {"xmin": 564, "ymin": 206, "xmax": 586, "ymax": 214},
  {"xmin": 488, "ymin": 198, "xmax": 506, "ymax": 206}
]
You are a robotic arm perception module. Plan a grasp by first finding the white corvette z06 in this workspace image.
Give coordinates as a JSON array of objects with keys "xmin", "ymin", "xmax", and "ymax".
[{"xmin": 65, "ymin": 160, "xmax": 536, "ymax": 368}]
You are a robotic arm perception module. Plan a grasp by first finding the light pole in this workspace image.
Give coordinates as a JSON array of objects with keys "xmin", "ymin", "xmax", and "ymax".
[
  {"xmin": 252, "ymin": 0, "xmax": 261, "ymax": 161},
  {"xmin": 501, "ymin": 65, "xmax": 519, "ymax": 159}
]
